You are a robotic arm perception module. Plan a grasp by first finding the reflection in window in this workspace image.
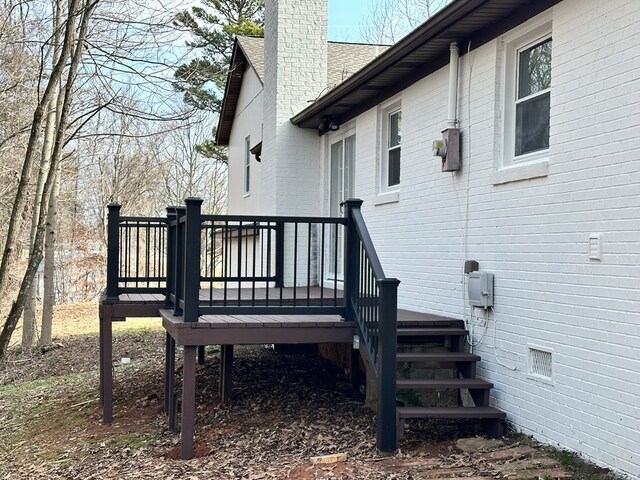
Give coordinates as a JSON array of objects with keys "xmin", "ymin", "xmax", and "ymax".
[
  {"xmin": 387, "ymin": 110, "xmax": 401, "ymax": 187},
  {"xmin": 515, "ymin": 38, "xmax": 551, "ymax": 157}
]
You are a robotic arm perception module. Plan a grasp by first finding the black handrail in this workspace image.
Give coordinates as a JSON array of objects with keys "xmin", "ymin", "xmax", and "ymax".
[{"xmin": 343, "ymin": 198, "xmax": 399, "ymax": 453}]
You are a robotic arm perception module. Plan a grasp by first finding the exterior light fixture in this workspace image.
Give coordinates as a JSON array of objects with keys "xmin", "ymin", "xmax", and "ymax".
[{"xmin": 318, "ymin": 116, "xmax": 341, "ymax": 135}]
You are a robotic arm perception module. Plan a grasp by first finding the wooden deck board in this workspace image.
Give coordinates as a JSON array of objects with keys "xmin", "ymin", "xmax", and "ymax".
[{"xmin": 161, "ymin": 309, "xmax": 355, "ymax": 346}]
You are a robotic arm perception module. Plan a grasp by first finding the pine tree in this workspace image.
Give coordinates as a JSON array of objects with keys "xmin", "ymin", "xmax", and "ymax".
[{"xmin": 173, "ymin": 0, "xmax": 264, "ymax": 160}]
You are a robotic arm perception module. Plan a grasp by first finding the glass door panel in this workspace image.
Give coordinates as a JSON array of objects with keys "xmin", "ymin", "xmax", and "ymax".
[{"xmin": 328, "ymin": 134, "xmax": 355, "ymax": 280}]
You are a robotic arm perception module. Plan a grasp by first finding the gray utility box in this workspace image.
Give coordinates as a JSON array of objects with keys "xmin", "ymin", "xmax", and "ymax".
[{"xmin": 468, "ymin": 271, "xmax": 494, "ymax": 309}]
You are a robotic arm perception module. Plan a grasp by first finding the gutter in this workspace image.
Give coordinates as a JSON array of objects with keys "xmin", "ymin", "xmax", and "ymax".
[{"xmin": 290, "ymin": 0, "xmax": 486, "ymax": 126}]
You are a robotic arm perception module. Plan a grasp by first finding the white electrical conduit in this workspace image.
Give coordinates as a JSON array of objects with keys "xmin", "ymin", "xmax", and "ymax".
[{"xmin": 447, "ymin": 42, "xmax": 459, "ymax": 128}]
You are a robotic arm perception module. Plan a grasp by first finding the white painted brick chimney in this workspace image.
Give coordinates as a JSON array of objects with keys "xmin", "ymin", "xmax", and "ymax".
[{"xmin": 261, "ymin": 0, "xmax": 327, "ymax": 216}]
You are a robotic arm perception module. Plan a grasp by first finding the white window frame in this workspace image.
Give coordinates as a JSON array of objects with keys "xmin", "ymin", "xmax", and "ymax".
[
  {"xmin": 494, "ymin": 15, "xmax": 552, "ymax": 185},
  {"xmin": 379, "ymin": 99, "xmax": 402, "ymax": 194},
  {"xmin": 243, "ymin": 136, "xmax": 251, "ymax": 195}
]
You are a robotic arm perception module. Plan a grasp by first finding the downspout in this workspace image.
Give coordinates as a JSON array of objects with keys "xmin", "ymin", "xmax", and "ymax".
[{"xmin": 447, "ymin": 42, "xmax": 459, "ymax": 128}]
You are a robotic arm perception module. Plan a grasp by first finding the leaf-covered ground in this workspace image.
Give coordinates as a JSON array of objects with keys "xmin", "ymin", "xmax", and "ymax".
[{"xmin": 0, "ymin": 304, "xmax": 622, "ymax": 479}]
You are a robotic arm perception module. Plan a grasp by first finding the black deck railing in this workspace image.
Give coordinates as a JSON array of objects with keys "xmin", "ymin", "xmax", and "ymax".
[
  {"xmin": 343, "ymin": 199, "xmax": 399, "ymax": 453},
  {"xmin": 105, "ymin": 197, "xmax": 399, "ymax": 451},
  {"xmin": 106, "ymin": 204, "xmax": 168, "ymax": 297}
]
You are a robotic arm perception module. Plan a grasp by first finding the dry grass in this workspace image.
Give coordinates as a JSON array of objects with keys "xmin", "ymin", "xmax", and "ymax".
[{"xmin": 8, "ymin": 302, "xmax": 161, "ymax": 348}]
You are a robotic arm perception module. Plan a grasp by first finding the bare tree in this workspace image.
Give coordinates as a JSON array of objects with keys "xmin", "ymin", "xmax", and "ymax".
[
  {"xmin": 0, "ymin": 0, "xmax": 98, "ymax": 359},
  {"xmin": 159, "ymin": 115, "xmax": 227, "ymax": 214},
  {"xmin": 361, "ymin": 0, "xmax": 452, "ymax": 44}
]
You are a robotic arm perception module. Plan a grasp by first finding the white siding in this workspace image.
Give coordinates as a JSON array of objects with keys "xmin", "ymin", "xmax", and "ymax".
[
  {"xmin": 343, "ymin": 1, "xmax": 640, "ymax": 477},
  {"xmin": 228, "ymin": 67, "xmax": 263, "ymax": 215}
]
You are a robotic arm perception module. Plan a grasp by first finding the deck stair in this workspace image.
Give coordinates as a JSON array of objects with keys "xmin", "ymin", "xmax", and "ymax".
[{"xmin": 394, "ymin": 322, "xmax": 506, "ymax": 439}]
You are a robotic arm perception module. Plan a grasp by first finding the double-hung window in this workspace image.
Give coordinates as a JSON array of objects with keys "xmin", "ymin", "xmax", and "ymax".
[
  {"xmin": 515, "ymin": 37, "xmax": 552, "ymax": 158},
  {"xmin": 382, "ymin": 105, "xmax": 401, "ymax": 190},
  {"xmin": 498, "ymin": 17, "xmax": 553, "ymax": 185}
]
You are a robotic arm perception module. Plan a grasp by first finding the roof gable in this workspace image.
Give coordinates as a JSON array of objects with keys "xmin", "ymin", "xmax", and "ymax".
[{"xmin": 216, "ymin": 37, "xmax": 389, "ymax": 145}]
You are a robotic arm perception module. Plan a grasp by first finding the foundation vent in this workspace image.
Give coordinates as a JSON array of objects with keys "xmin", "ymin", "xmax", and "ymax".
[{"xmin": 528, "ymin": 346, "xmax": 553, "ymax": 383}]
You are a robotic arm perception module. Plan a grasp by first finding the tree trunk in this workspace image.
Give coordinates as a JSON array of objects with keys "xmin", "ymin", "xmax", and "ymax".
[
  {"xmin": 22, "ymin": 100, "xmax": 56, "ymax": 352},
  {"xmin": 40, "ymin": 154, "xmax": 62, "ymax": 348}
]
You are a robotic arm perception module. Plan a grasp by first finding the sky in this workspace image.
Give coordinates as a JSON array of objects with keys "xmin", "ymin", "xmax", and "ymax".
[{"xmin": 328, "ymin": 0, "xmax": 378, "ymax": 42}]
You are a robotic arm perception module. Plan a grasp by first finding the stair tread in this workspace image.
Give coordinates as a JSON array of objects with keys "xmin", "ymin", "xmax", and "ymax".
[
  {"xmin": 397, "ymin": 406, "xmax": 506, "ymax": 419},
  {"xmin": 397, "ymin": 328, "xmax": 468, "ymax": 336},
  {"xmin": 396, "ymin": 378, "xmax": 493, "ymax": 389},
  {"xmin": 396, "ymin": 352, "xmax": 480, "ymax": 362}
]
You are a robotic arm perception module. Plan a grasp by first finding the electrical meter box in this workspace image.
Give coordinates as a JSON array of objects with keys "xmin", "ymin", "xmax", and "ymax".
[{"xmin": 468, "ymin": 271, "xmax": 494, "ymax": 309}]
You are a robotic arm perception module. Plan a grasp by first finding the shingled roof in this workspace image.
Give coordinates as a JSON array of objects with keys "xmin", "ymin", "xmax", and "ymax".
[{"xmin": 216, "ymin": 37, "xmax": 389, "ymax": 145}]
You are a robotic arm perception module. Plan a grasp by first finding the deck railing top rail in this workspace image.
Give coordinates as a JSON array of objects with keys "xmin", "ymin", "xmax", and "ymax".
[{"xmin": 201, "ymin": 214, "xmax": 347, "ymax": 224}]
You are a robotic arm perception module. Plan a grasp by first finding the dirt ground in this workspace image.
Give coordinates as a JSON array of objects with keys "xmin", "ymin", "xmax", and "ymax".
[{"xmin": 0, "ymin": 304, "xmax": 622, "ymax": 479}]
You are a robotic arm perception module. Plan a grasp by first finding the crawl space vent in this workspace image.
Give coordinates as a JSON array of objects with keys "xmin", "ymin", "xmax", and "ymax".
[{"xmin": 528, "ymin": 347, "xmax": 553, "ymax": 382}]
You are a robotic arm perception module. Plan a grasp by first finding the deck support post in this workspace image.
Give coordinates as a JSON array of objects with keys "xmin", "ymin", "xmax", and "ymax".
[
  {"xmin": 349, "ymin": 345, "xmax": 362, "ymax": 388},
  {"xmin": 167, "ymin": 334, "xmax": 176, "ymax": 430},
  {"xmin": 181, "ymin": 345, "xmax": 197, "ymax": 460},
  {"xmin": 99, "ymin": 306, "xmax": 104, "ymax": 407},
  {"xmin": 377, "ymin": 278, "xmax": 400, "ymax": 453},
  {"xmin": 219, "ymin": 344, "xmax": 234, "ymax": 402},
  {"xmin": 100, "ymin": 306, "xmax": 113, "ymax": 424},
  {"xmin": 197, "ymin": 345, "xmax": 206, "ymax": 365},
  {"xmin": 164, "ymin": 332, "xmax": 171, "ymax": 414}
]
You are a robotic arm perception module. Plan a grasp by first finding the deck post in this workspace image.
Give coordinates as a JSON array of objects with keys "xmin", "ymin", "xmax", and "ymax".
[
  {"xmin": 167, "ymin": 334, "xmax": 177, "ymax": 430},
  {"xmin": 106, "ymin": 204, "xmax": 121, "ymax": 299},
  {"xmin": 183, "ymin": 198, "xmax": 203, "ymax": 323},
  {"xmin": 101, "ymin": 306, "xmax": 113, "ymax": 424},
  {"xmin": 165, "ymin": 207, "xmax": 177, "ymax": 308},
  {"xmin": 197, "ymin": 345, "xmax": 205, "ymax": 365},
  {"xmin": 99, "ymin": 305, "xmax": 104, "ymax": 407},
  {"xmin": 173, "ymin": 206, "xmax": 186, "ymax": 316},
  {"xmin": 164, "ymin": 332, "xmax": 171, "ymax": 414},
  {"xmin": 219, "ymin": 344, "xmax": 234, "ymax": 402},
  {"xmin": 343, "ymin": 199, "xmax": 363, "ymax": 321},
  {"xmin": 274, "ymin": 222, "xmax": 284, "ymax": 288},
  {"xmin": 377, "ymin": 278, "xmax": 400, "ymax": 453},
  {"xmin": 181, "ymin": 345, "xmax": 197, "ymax": 460}
]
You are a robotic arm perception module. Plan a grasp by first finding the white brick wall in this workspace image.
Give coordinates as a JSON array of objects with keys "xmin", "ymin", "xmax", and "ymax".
[
  {"xmin": 339, "ymin": 1, "xmax": 640, "ymax": 477},
  {"xmin": 261, "ymin": 0, "xmax": 328, "ymax": 216},
  {"xmin": 227, "ymin": 0, "xmax": 640, "ymax": 475}
]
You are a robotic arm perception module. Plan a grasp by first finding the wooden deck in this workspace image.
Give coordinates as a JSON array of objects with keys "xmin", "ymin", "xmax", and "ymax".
[{"xmin": 99, "ymin": 286, "xmax": 464, "ymax": 460}]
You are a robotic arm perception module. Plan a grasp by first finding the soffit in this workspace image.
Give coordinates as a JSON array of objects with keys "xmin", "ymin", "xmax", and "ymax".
[{"xmin": 291, "ymin": 0, "xmax": 561, "ymax": 131}]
